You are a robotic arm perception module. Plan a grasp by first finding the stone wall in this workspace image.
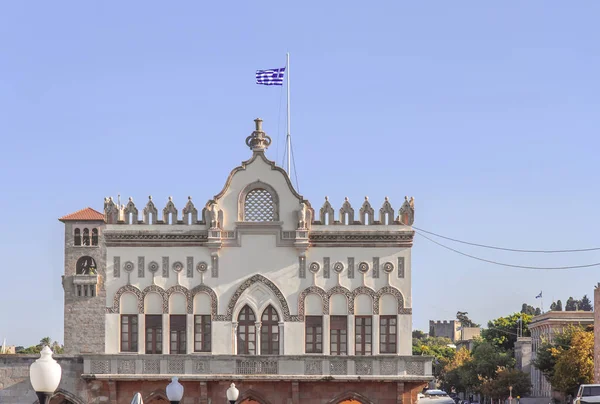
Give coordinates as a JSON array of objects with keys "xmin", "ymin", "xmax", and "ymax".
[
  {"xmin": 62, "ymin": 221, "xmax": 106, "ymax": 354},
  {"xmin": 595, "ymin": 284, "xmax": 599, "ymax": 383},
  {"xmin": 429, "ymin": 320, "xmax": 459, "ymax": 342},
  {"xmin": 0, "ymin": 355, "xmax": 86, "ymax": 404}
]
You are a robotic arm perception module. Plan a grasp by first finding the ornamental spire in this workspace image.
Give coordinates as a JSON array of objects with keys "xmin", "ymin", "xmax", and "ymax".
[{"xmin": 245, "ymin": 118, "xmax": 272, "ymax": 152}]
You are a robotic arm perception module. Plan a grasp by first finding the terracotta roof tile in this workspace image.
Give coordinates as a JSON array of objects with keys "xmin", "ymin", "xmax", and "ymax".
[{"xmin": 59, "ymin": 207, "xmax": 105, "ymax": 222}]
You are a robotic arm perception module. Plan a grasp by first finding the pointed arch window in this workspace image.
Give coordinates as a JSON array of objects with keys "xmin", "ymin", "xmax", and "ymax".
[
  {"xmin": 74, "ymin": 228, "xmax": 81, "ymax": 246},
  {"xmin": 91, "ymin": 228, "xmax": 99, "ymax": 246},
  {"xmin": 260, "ymin": 305, "xmax": 279, "ymax": 355},
  {"xmin": 237, "ymin": 305, "xmax": 256, "ymax": 355},
  {"xmin": 82, "ymin": 228, "xmax": 90, "ymax": 246}
]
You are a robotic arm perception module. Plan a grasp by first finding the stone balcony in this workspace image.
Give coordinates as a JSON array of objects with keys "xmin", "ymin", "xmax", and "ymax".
[{"xmin": 83, "ymin": 355, "xmax": 432, "ymax": 381}]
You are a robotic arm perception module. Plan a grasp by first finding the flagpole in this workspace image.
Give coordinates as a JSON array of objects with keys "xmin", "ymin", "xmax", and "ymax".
[{"xmin": 286, "ymin": 52, "xmax": 291, "ymax": 176}]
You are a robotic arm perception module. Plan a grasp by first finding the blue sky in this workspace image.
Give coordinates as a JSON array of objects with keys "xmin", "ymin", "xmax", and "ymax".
[{"xmin": 1, "ymin": 2, "xmax": 599, "ymax": 346}]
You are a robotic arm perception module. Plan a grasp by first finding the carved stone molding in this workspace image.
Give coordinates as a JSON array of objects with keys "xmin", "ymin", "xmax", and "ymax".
[
  {"xmin": 327, "ymin": 285, "xmax": 353, "ymax": 314},
  {"xmin": 376, "ymin": 286, "xmax": 406, "ymax": 314},
  {"xmin": 224, "ymin": 274, "xmax": 291, "ymax": 321},
  {"xmin": 142, "ymin": 284, "xmax": 169, "ymax": 314},
  {"xmin": 298, "ymin": 286, "xmax": 328, "ymax": 318},
  {"xmin": 107, "ymin": 285, "xmax": 143, "ymax": 314},
  {"xmin": 309, "ymin": 232, "xmax": 414, "ymax": 247},
  {"xmin": 350, "ymin": 286, "xmax": 378, "ymax": 314}
]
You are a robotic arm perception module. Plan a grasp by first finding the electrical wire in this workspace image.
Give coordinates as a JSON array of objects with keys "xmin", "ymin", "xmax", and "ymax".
[
  {"xmin": 415, "ymin": 230, "xmax": 600, "ymax": 270},
  {"xmin": 413, "ymin": 226, "xmax": 600, "ymax": 253}
]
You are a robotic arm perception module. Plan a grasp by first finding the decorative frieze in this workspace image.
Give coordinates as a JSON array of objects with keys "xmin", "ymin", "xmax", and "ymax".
[
  {"xmin": 186, "ymin": 256, "xmax": 194, "ymax": 278},
  {"xmin": 330, "ymin": 360, "xmax": 347, "ymax": 375},
  {"xmin": 138, "ymin": 256, "xmax": 145, "ymax": 278},
  {"xmin": 304, "ymin": 359, "xmax": 323, "ymax": 375},
  {"xmin": 118, "ymin": 359, "xmax": 135, "ymax": 374},
  {"xmin": 355, "ymin": 360, "xmax": 373, "ymax": 375},
  {"xmin": 113, "ymin": 256, "xmax": 120, "ymax": 278},
  {"xmin": 236, "ymin": 359, "xmax": 278, "ymax": 375},
  {"xmin": 398, "ymin": 257, "xmax": 405, "ymax": 278},
  {"xmin": 90, "ymin": 360, "xmax": 110, "ymax": 374},
  {"xmin": 372, "ymin": 257, "xmax": 380, "ymax": 278},
  {"xmin": 323, "ymin": 257, "xmax": 330, "ymax": 279},
  {"xmin": 347, "ymin": 257, "xmax": 355, "ymax": 279},
  {"xmin": 144, "ymin": 360, "xmax": 160, "ymax": 374},
  {"xmin": 168, "ymin": 359, "xmax": 185, "ymax": 374},
  {"xmin": 211, "ymin": 254, "xmax": 219, "ymax": 278},
  {"xmin": 298, "ymin": 256, "xmax": 306, "ymax": 279},
  {"xmin": 162, "ymin": 256, "xmax": 169, "ymax": 278}
]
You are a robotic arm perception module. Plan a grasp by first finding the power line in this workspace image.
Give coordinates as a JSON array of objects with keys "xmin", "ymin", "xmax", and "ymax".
[
  {"xmin": 413, "ymin": 226, "xmax": 600, "ymax": 253},
  {"xmin": 415, "ymin": 231, "xmax": 600, "ymax": 270}
]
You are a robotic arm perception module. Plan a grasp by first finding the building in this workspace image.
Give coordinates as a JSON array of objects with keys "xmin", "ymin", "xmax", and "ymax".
[
  {"xmin": 429, "ymin": 320, "xmax": 480, "ymax": 345},
  {"xmin": 595, "ymin": 283, "xmax": 600, "ymax": 383},
  {"xmin": 0, "ymin": 119, "xmax": 432, "ymax": 404},
  {"xmin": 514, "ymin": 337, "xmax": 532, "ymax": 375},
  {"xmin": 529, "ymin": 310, "xmax": 595, "ymax": 397}
]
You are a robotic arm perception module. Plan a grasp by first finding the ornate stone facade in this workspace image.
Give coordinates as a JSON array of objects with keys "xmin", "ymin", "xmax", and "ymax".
[{"xmin": 52, "ymin": 119, "xmax": 424, "ymax": 404}]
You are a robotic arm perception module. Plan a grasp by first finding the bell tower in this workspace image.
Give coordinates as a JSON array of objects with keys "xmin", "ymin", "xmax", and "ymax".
[{"xmin": 59, "ymin": 207, "xmax": 106, "ymax": 354}]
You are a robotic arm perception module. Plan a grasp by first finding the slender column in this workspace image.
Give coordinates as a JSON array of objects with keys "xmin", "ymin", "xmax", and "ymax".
[
  {"xmin": 372, "ymin": 314, "xmax": 380, "ymax": 355},
  {"xmin": 279, "ymin": 321, "xmax": 285, "ymax": 355},
  {"xmin": 137, "ymin": 314, "xmax": 145, "ymax": 354},
  {"xmin": 347, "ymin": 315, "xmax": 355, "ymax": 355},
  {"xmin": 186, "ymin": 314, "xmax": 194, "ymax": 354},
  {"xmin": 323, "ymin": 315, "xmax": 330, "ymax": 355},
  {"xmin": 255, "ymin": 322, "xmax": 262, "ymax": 355},
  {"xmin": 232, "ymin": 322, "xmax": 238, "ymax": 355},
  {"xmin": 162, "ymin": 314, "xmax": 169, "ymax": 354}
]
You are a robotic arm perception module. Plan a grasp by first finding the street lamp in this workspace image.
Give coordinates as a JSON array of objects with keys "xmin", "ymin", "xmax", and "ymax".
[
  {"xmin": 166, "ymin": 377, "xmax": 184, "ymax": 404},
  {"xmin": 226, "ymin": 383, "xmax": 240, "ymax": 404},
  {"xmin": 29, "ymin": 346, "xmax": 62, "ymax": 404}
]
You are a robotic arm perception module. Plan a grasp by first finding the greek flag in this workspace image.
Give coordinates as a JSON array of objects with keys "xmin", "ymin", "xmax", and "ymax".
[
  {"xmin": 536, "ymin": 291, "xmax": 543, "ymax": 299},
  {"xmin": 256, "ymin": 67, "xmax": 285, "ymax": 86}
]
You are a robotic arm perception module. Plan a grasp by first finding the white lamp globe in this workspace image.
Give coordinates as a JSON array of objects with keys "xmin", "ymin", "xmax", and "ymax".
[
  {"xmin": 29, "ymin": 346, "xmax": 62, "ymax": 393},
  {"xmin": 226, "ymin": 383, "xmax": 239, "ymax": 401},
  {"xmin": 166, "ymin": 377, "xmax": 184, "ymax": 401}
]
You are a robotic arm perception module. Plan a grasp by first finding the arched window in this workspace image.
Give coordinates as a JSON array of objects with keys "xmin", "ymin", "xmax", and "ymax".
[
  {"xmin": 244, "ymin": 189, "xmax": 274, "ymax": 221},
  {"xmin": 91, "ymin": 228, "xmax": 98, "ymax": 246},
  {"xmin": 82, "ymin": 228, "xmax": 90, "ymax": 246},
  {"xmin": 260, "ymin": 305, "xmax": 279, "ymax": 355},
  {"xmin": 74, "ymin": 229, "xmax": 81, "ymax": 246},
  {"xmin": 237, "ymin": 305, "xmax": 256, "ymax": 355},
  {"xmin": 76, "ymin": 256, "xmax": 97, "ymax": 275}
]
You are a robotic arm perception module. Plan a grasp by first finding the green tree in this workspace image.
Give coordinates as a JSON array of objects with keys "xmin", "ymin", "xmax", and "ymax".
[
  {"xmin": 457, "ymin": 311, "xmax": 480, "ymax": 328},
  {"xmin": 412, "ymin": 330, "xmax": 427, "ymax": 339},
  {"xmin": 470, "ymin": 340, "xmax": 515, "ymax": 380},
  {"xmin": 440, "ymin": 347, "xmax": 477, "ymax": 394},
  {"xmin": 482, "ymin": 313, "xmax": 532, "ymax": 351},
  {"xmin": 555, "ymin": 300, "xmax": 563, "ymax": 311},
  {"xmin": 413, "ymin": 336, "xmax": 455, "ymax": 377},
  {"xmin": 565, "ymin": 297, "xmax": 578, "ymax": 311},
  {"xmin": 521, "ymin": 304, "xmax": 536, "ymax": 316},
  {"xmin": 479, "ymin": 368, "xmax": 531, "ymax": 399},
  {"xmin": 550, "ymin": 328, "xmax": 594, "ymax": 395},
  {"xmin": 579, "ymin": 295, "xmax": 593, "ymax": 311},
  {"xmin": 39, "ymin": 337, "xmax": 51, "ymax": 347},
  {"xmin": 535, "ymin": 307, "xmax": 542, "ymax": 315}
]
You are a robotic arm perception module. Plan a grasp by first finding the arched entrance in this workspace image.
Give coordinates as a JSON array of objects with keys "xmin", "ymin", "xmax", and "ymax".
[
  {"xmin": 339, "ymin": 401, "xmax": 362, "ymax": 404},
  {"xmin": 240, "ymin": 400, "xmax": 260, "ymax": 404}
]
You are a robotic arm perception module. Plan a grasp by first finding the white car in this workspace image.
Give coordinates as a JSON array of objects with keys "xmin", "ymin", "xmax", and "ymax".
[
  {"xmin": 575, "ymin": 385, "xmax": 600, "ymax": 404},
  {"xmin": 417, "ymin": 390, "xmax": 456, "ymax": 404}
]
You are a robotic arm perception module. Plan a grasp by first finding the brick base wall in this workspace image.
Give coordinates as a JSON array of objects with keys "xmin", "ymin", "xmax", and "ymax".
[{"xmin": 0, "ymin": 355, "xmax": 428, "ymax": 404}]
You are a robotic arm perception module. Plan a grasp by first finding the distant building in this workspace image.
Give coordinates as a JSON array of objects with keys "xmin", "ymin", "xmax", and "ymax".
[
  {"xmin": 595, "ymin": 284, "xmax": 600, "ymax": 383},
  {"xmin": 514, "ymin": 336, "xmax": 532, "ymax": 375},
  {"xmin": 429, "ymin": 320, "xmax": 480, "ymax": 345},
  {"xmin": 530, "ymin": 310, "xmax": 595, "ymax": 397}
]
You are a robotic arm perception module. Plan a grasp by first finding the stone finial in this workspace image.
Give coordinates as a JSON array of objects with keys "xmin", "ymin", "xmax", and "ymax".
[
  {"xmin": 325, "ymin": 196, "xmax": 329, "ymax": 201},
  {"xmin": 129, "ymin": 197, "xmax": 133, "ymax": 202},
  {"xmin": 245, "ymin": 118, "xmax": 272, "ymax": 152},
  {"xmin": 169, "ymin": 196, "xmax": 173, "ymax": 201},
  {"xmin": 148, "ymin": 195, "xmax": 152, "ymax": 201}
]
